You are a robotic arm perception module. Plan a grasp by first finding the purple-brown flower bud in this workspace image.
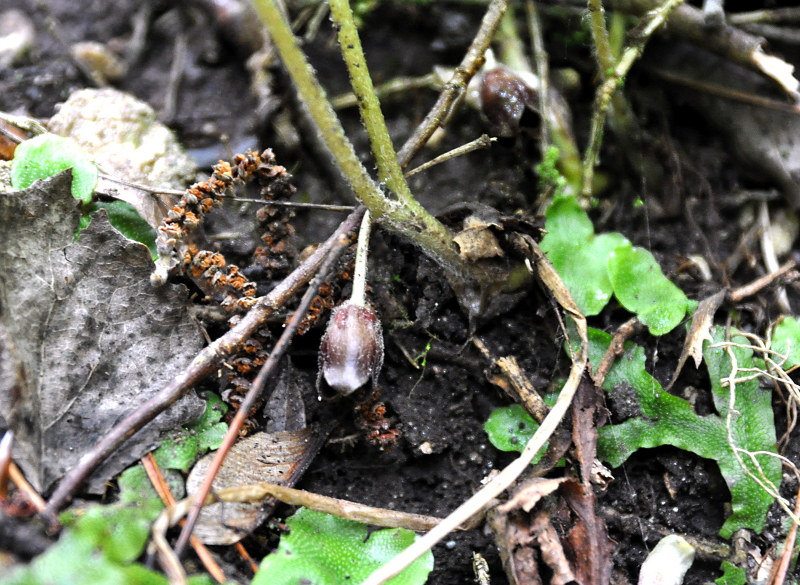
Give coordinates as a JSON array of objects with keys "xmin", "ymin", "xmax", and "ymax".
[
  {"xmin": 480, "ymin": 66, "xmax": 538, "ymax": 137},
  {"xmin": 318, "ymin": 301, "xmax": 384, "ymax": 396}
]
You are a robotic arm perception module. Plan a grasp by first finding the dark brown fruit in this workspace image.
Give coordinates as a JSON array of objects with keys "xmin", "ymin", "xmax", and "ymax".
[{"xmin": 317, "ymin": 301, "xmax": 384, "ymax": 396}]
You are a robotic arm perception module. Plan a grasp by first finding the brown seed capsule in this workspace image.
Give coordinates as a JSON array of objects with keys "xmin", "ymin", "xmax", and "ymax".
[
  {"xmin": 318, "ymin": 301, "xmax": 384, "ymax": 396},
  {"xmin": 480, "ymin": 66, "xmax": 538, "ymax": 137}
]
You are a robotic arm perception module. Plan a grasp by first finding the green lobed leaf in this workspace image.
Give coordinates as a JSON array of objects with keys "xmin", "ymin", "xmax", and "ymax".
[
  {"xmin": 91, "ymin": 201, "xmax": 158, "ymax": 259},
  {"xmin": 152, "ymin": 393, "xmax": 228, "ymax": 472},
  {"xmin": 594, "ymin": 326, "xmax": 780, "ymax": 538},
  {"xmin": 607, "ymin": 242, "xmax": 688, "ymax": 335},
  {"xmin": 11, "ymin": 133, "xmax": 98, "ymax": 203},
  {"xmin": 484, "ymin": 404, "xmax": 541, "ymax": 457},
  {"xmin": 540, "ymin": 196, "xmax": 629, "ymax": 315},
  {"xmin": 254, "ymin": 508, "xmax": 434, "ymax": 585},
  {"xmin": 770, "ymin": 316, "xmax": 800, "ymax": 370},
  {"xmin": 715, "ymin": 561, "xmax": 747, "ymax": 585},
  {"xmin": 3, "ymin": 529, "xmax": 169, "ymax": 585}
]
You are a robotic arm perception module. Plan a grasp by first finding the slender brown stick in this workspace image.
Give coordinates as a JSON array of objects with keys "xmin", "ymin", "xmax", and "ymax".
[
  {"xmin": 728, "ymin": 260, "xmax": 797, "ymax": 303},
  {"xmin": 395, "ymin": 0, "xmax": 511, "ymax": 168},
  {"xmin": 43, "ymin": 208, "xmax": 365, "ymax": 520},
  {"xmin": 173, "ymin": 209, "xmax": 363, "ymax": 557},
  {"xmin": 141, "ymin": 454, "xmax": 226, "ymax": 584},
  {"xmin": 10, "ymin": 463, "xmax": 45, "ymax": 513}
]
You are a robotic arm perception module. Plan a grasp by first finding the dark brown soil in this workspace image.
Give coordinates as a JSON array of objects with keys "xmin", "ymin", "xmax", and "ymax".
[{"xmin": 3, "ymin": 1, "xmax": 800, "ymax": 584}]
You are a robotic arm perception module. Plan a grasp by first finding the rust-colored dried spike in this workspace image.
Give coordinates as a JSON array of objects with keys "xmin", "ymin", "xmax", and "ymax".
[{"xmin": 151, "ymin": 148, "xmax": 295, "ymax": 314}]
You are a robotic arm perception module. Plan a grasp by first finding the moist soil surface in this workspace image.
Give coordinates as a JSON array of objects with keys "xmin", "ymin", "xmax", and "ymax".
[{"xmin": 3, "ymin": 1, "xmax": 800, "ymax": 584}]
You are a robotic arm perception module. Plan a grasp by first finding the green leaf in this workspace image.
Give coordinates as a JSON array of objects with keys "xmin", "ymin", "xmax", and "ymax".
[
  {"xmin": 11, "ymin": 133, "xmax": 98, "ymax": 203},
  {"xmin": 715, "ymin": 561, "xmax": 747, "ymax": 585},
  {"xmin": 770, "ymin": 316, "xmax": 800, "ymax": 369},
  {"xmin": 484, "ymin": 404, "xmax": 541, "ymax": 456},
  {"xmin": 541, "ymin": 196, "xmax": 628, "ymax": 315},
  {"xmin": 92, "ymin": 201, "xmax": 158, "ymax": 259},
  {"xmin": 594, "ymin": 326, "xmax": 780, "ymax": 538},
  {"xmin": 607, "ymin": 243, "xmax": 688, "ymax": 335},
  {"xmin": 255, "ymin": 508, "xmax": 434, "ymax": 585},
  {"xmin": 152, "ymin": 393, "xmax": 228, "ymax": 472},
  {"xmin": 3, "ymin": 529, "xmax": 169, "ymax": 585}
]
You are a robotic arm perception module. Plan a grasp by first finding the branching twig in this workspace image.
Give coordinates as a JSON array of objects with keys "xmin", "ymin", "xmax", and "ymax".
[
  {"xmin": 582, "ymin": 0, "xmax": 685, "ymax": 198},
  {"xmin": 396, "ymin": 0, "xmax": 511, "ymax": 167}
]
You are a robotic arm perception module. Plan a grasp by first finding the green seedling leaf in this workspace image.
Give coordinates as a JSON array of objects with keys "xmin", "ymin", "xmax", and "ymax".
[
  {"xmin": 11, "ymin": 133, "xmax": 98, "ymax": 203},
  {"xmin": 152, "ymin": 393, "xmax": 228, "ymax": 472},
  {"xmin": 770, "ymin": 316, "xmax": 800, "ymax": 369},
  {"xmin": 3, "ymin": 528, "xmax": 169, "ymax": 585},
  {"xmin": 541, "ymin": 196, "xmax": 628, "ymax": 315},
  {"xmin": 593, "ymin": 326, "xmax": 780, "ymax": 538},
  {"xmin": 485, "ymin": 404, "xmax": 540, "ymax": 454},
  {"xmin": 255, "ymin": 508, "xmax": 434, "ymax": 585},
  {"xmin": 607, "ymin": 242, "xmax": 688, "ymax": 335},
  {"xmin": 92, "ymin": 201, "xmax": 158, "ymax": 259},
  {"xmin": 715, "ymin": 561, "xmax": 747, "ymax": 585}
]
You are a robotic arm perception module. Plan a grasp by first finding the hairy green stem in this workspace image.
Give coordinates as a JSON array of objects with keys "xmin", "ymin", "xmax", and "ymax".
[
  {"xmin": 396, "ymin": 0, "xmax": 511, "ymax": 167},
  {"xmin": 251, "ymin": 0, "xmax": 475, "ymax": 285},
  {"xmin": 582, "ymin": 0, "xmax": 684, "ymax": 197},
  {"xmin": 328, "ymin": 0, "xmax": 412, "ymax": 203}
]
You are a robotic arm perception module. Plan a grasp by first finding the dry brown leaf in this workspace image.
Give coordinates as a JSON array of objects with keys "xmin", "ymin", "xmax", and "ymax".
[
  {"xmin": 667, "ymin": 289, "xmax": 725, "ymax": 390},
  {"xmin": 0, "ymin": 172, "xmax": 204, "ymax": 494},
  {"xmin": 498, "ymin": 477, "xmax": 569, "ymax": 514},
  {"xmin": 453, "ymin": 214, "xmax": 504, "ymax": 262},
  {"xmin": 559, "ymin": 376, "xmax": 613, "ymax": 585},
  {"xmin": 186, "ymin": 426, "xmax": 326, "ymax": 544},
  {"xmin": 531, "ymin": 511, "xmax": 577, "ymax": 585}
]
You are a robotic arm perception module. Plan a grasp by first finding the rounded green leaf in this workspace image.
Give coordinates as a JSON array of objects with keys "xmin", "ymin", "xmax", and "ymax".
[
  {"xmin": 92, "ymin": 201, "xmax": 158, "ymax": 259},
  {"xmin": 607, "ymin": 243, "xmax": 687, "ymax": 335},
  {"xmin": 484, "ymin": 404, "xmax": 539, "ymax": 454},
  {"xmin": 770, "ymin": 317, "xmax": 800, "ymax": 370},
  {"xmin": 11, "ymin": 133, "xmax": 98, "ymax": 203},
  {"xmin": 255, "ymin": 508, "xmax": 434, "ymax": 585},
  {"xmin": 541, "ymin": 196, "xmax": 629, "ymax": 315}
]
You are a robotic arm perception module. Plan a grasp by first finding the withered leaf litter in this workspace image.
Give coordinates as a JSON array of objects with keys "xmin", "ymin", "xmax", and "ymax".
[{"xmin": 0, "ymin": 171, "xmax": 204, "ymax": 494}]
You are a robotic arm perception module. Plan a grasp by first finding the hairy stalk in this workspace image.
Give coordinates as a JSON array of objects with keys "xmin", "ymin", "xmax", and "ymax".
[
  {"xmin": 582, "ymin": 0, "xmax": 685, "ymax": 197},
  {"xmin": 251, "ymin": 0, "xmax": 481, "ymax": 287},
  {"xmin": 351, "ymin": 210, "xmax": 372, "ymax": 307},
  {"xmin": 329, "ymin": 0, "xmax": 412, "ymax": 203},
  {"xmin": 587, "ymin": 0, "xmax": 616, "ymax": 77},
  {"xmin": 583, "ymin": 0, "xmax": 641, "ymax": 199}
]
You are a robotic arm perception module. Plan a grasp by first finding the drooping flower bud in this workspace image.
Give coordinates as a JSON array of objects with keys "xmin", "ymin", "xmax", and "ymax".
[
  {"xmin": 318, "ymin": 301, "xmax": 384, "ymax": 396},
  {"xmin": 480, "ymin": 66, "xmax": 538, "ymax": 137}
]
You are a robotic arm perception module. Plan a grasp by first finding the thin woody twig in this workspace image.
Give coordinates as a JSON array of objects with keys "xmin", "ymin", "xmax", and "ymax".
[
  {"xmin": 728, "ymin": 260, "xmax": 797, "ymax": 303},
  {"xmin": 172, "ymin": 209, "xmax": 363, "ymax": 558},
  {"xmin": 152, "ymin": 480, "xmax": 467, "ymax": 580},
  {"xmin": 43, "ymin": 208, "xmax": 366, "ymax": 521},
  {"xmin": 396, "ymin": 0, "xmax": 511, "ymax": 168},
  {"xmin": 404, "ymin": 135, "xmax": 495, "ymax": 178},
  {"xmin": 141, "ymin": 454, "xmax": 225, "ymax": 584}
]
